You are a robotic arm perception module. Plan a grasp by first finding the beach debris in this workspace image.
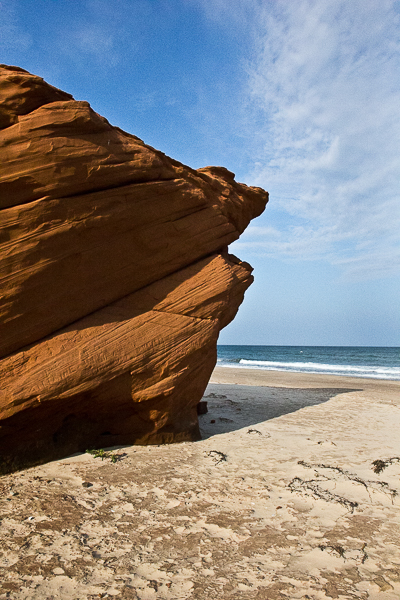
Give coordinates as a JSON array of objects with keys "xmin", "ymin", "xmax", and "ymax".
[
  {"xmin": 82, "ymin": 481, "xmax": 93, "ymax": 488},
  {"xmin": 206, "ymin": 450, "xmax": 227, "ymax": 464},
  {"xmin": 372, "ymin": 457, "xmax": 400, "ymax": 474},
  {"xmin": 297, "ymin": 460, "xmax": 398, "ymax": 502},
  {"xmin": 318, "ymin": 543, "xmax": 368, "ymax": 564},
  {"xmin": 246, "ymin": 429, "xmax": 270, "ymax": 438},
  {"xmin": 319, "ymin": 544, "xmax": 346, "ymax": 558},
  {"xmin": 148, "ymin": 580, "xmax": 159, "ymax": 591},
  {"xmin": 289, "ymin": 476, "xmax": 359, "ymax": 512},
  {"xmin": 372, "ymin": 460, "xmax": 387, "ymax": 474},
  {"xmin": 360, "ymin": 543, "xmax": 368, "ymax": 563}
]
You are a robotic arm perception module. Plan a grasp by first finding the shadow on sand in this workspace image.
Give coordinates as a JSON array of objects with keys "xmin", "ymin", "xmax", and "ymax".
[{"xmin": 199, "ymin": 383, "xmax": 362, "ymax": 439}]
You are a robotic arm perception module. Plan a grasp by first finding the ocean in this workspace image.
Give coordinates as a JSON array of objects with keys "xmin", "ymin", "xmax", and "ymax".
[{"xmin": 217, "ymin": 346, "xmax": 400, "ymax": 381}]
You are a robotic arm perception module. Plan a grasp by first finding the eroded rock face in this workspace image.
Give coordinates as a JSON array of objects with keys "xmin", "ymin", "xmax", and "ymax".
[{"xmin": 0, "ymin": 65, "xmax": 268, "ymax": 473}]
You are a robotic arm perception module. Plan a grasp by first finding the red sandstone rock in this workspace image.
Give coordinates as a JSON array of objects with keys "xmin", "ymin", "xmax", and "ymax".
[{"xmin": 0, "ymin": 65, "xmax": 268, "ymax": 473}]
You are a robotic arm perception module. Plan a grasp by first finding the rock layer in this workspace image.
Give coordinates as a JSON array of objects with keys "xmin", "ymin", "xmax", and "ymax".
[{"xmin": 0, "ymin": 65, "xmax": 268, "ymax": 473}]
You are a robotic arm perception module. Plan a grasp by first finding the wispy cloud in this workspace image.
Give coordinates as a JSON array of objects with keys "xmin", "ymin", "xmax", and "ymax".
[
  {"xmin": 56, "ymin": 0, "xmax": 138, "ymax": 68},
  {"xmin": 188, "ymin": 0, "xmax": 261, "ymax": 29},
  {"xmin": 0, "ymin": 0, "xmax": 31, "ymax": 51},
  {"xmin": 239, "ymin": 0, "xmax": 400, "ymax": 280},
  {"xmin": 69, "ymin": 24, "xmax": 118, "ymax": 65}
]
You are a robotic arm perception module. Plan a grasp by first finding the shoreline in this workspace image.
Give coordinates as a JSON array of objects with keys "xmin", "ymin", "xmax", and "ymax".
[{"xmin": 211, "ymin": 365, "xmax": 400, "ymax": 393}]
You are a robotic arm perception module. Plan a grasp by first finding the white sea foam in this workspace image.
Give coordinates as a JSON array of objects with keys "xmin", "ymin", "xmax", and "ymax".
[{"xmin": 216, "ymin": 358, "xmax": 400, "ymax": 380}]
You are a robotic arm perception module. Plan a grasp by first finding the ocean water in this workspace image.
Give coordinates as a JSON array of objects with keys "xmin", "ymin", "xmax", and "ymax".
[{"xmin": 217, "ymin": 346, "xmax": 400, "ymax": 380}]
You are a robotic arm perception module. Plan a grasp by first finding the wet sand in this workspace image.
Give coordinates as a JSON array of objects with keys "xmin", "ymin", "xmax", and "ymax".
[
  {"xmin": 0, "ymin": 367, "xmax": 399, "ymax": 599},
  {"xmin": 211, "ymin": 364, "xmax": 400, "ymax": 391}
]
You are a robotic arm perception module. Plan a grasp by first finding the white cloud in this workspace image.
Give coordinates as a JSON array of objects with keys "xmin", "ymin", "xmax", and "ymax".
[{"xmin": 242, "ymin": 0, "xmax": 400, "ymax": 280}]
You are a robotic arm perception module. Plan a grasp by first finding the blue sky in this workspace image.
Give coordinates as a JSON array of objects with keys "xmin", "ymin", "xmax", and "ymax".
[{"xmin": 1, "ymin": 0, "xmax": 399, "ymax": 346}]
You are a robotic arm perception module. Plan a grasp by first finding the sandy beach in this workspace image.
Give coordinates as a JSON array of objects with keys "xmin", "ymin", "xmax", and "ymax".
[{"xmin": 1, "ymin": 367, "xmax": 399, "ymax": 599}]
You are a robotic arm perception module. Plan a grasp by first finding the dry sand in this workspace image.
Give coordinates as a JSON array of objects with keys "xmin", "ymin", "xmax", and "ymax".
[{"xmin": 0, "ymin": 367, "xmax": 399, "ymax": 599}]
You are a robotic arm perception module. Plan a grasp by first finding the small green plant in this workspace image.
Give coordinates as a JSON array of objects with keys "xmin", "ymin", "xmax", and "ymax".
[{"xmin": 86, "ymin": 448, "xmax": 118, "ymax": 463}]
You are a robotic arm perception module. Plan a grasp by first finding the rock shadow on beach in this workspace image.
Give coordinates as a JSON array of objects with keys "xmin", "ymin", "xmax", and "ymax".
[{"xmin": 199, "ymin": 383, "xmax": 361, "ymax": 438}]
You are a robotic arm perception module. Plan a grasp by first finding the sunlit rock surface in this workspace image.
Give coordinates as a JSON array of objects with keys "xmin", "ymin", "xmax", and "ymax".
[{"xmin": 0, "ymin": 65, "xmax": 268, "ymax": 473}]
